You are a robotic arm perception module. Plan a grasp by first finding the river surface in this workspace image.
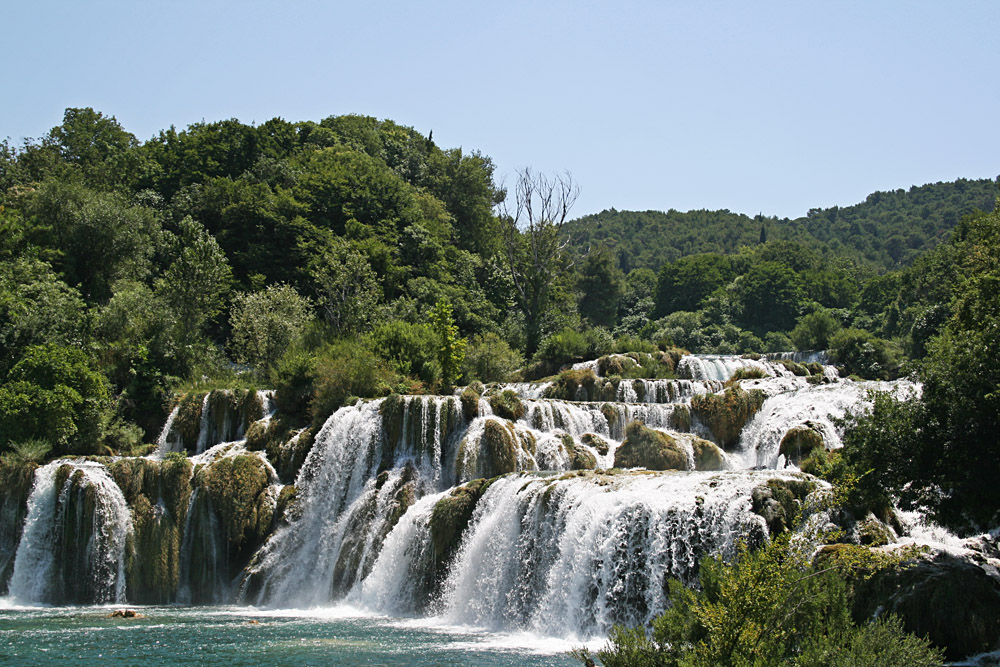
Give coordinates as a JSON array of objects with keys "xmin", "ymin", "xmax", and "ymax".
[{"xmin": 0, "ymin": 603, "xmax": 584, "ymax": 666}]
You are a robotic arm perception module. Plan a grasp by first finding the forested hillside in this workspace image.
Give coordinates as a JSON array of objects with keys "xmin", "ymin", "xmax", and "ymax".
[
  {"xmin": 564, "ymin": 177, "xmax": 998, "ymax": 273},
  {"xmin": 0, "ymin": 107, "xmax": 998, "ymax": 464}
]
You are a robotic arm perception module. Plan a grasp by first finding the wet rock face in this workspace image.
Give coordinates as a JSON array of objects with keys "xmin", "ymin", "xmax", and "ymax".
[
  {"xmin": 614, "ymin": 422, "xmax": 688, "ymax": 471},
  {"xmin": 777, "ymin": 423, "xmax": 825, "ymax": 464},
  {"xmin": 750, "ymin": 478, "xmax": 814, "ymax": 535},
  {"xmin": 852, "ymin": 554, "xmax": 1000, "ymax": 661},
  {"xmin": 691, "ymin": 386, "xmax": 766, "ymax": 449}
]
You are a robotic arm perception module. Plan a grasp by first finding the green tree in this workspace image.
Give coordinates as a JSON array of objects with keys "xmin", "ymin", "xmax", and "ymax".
[
  {"xmin": 0, "ymin": 344, "xmax": 111, "ymax": 455},
  {"xmin": 735, "ymin": 261, "xmax": 803, "ymax": 334},
  {"xmin": 25, "ymin": 180, "xmax": 163, "ymax": 302},
  {"xmin": 578, "ymin": 245, "xmax": 626, "ymax": 328},
  {"xmin": 309, "ymin": 238, "xmax": 382, "ymax": 335},
  {"xmin": 0, "ymin": 258, "xmax": 88, "ymax": 376},
  {"xmin": 229, "ymin": 284, "xmax": 312, "ymax": 376},
  {"xmin": 156, "ymin": 216, "xmax": 232, "ymax": 354},
  {"xmin": 430, "ymin": 299, "xmax": 467, "ymax": 388},
  {"xmin": 654, "ymin": 254, "xmax": 734, "ymax": 317},
  {"xmin": 791, "ymin": 310, "xmax": 842, "ymax": 351}
]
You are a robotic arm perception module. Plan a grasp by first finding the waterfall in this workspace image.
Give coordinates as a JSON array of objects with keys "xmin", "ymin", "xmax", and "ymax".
[
  {"xmin": 429, "ymin": 471, "xmax": 777, "ymax": 637},
  {"xmin": 9, "ymin": 461, "xmax": 132, "ymax": 605},
  {"xmin": 735, "ymin": 380, "xmax": 919, "ymax": 469},
  {"xmin": 2, "ymin": 352, "xmax": 922, "ymax": 623}
]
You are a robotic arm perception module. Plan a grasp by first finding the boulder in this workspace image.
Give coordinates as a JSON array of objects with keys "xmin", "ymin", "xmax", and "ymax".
[{"xmin": 614, "ymin": 422, "xmax": 688, "ymax": 471}]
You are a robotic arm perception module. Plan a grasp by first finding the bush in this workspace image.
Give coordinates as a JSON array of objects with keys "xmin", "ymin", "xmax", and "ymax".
[
  {"xmin": 791, "ymin": 309, "xmax": 842, "ymax": 351},
  {"xmin": 585, "ymin": 534, "xmax": 943, "ymax": 667},
  {"xmin": 368, "ymin": 319, "xmax": 441, "ymax": 388},
  {"xmin": 829, "ymin": 328, "xmax": 901, "ymax": 380},
  {"xmin": 310, "ymin": 339, "xmax": 401, "ymax": 425},
  {"xmin": 462, "ymin": 332, "xmax": 523, "ymax": 383}
]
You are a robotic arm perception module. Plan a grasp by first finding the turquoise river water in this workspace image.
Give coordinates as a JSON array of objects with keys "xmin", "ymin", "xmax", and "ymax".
[{"xmin": 0, "ymin": 603, "xmax": 585, "ymax": 666}]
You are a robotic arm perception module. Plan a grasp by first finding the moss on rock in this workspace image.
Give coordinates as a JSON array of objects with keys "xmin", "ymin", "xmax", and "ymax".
[
  {"xmin": 544, "ymin": 369, "xmax": 610, "ymax": 402},
  {"xmin": 460, "ymin": 386, "xmax": 481, "ymax": 422},
  {"xmin": 751, "ymin": 477, "xmax": 815, "ymax": 535},
  {"xmin": 850, "ymin": 554, "xmax": 1000, "ymax": 661},
  {"xmin": 614, "ymin": 422, "xmax": 688, "ymax": 471},
  {"xmin": 670, "ymin": 404, "xmax": 692, "ymax": 432},
  {"xmin": 691, "ymin": 386, "xmax": 767, "ymax": 449},
  {"xmin": 558, "ymin": 434, "xmax": 597, "ymax": 470},
  {"xmin": 429, "ymin": 477, "xmax": 493, "ymax": 581},
  {"xmin": 778, "ymin": 424, "xmax": 825, "ymax": 465},
  {"xmin": 691, "ymin": 437, "xmax": 725, "ymax": 471},
  {"xmin": 488, "ymin": 390, "xmax": 525, "ymax": 421},
  {"xmin": 480, "ymin": 419, "xmax": 518, "ymax": 478},
  {"xmin": 580, "ymin": 433, "xmax": 609, "ymax": 456}
]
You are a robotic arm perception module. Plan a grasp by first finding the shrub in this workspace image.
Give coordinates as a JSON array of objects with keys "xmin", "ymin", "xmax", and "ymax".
[
  {"xmin": 829, "ymin": 328, "xmax": 901, "ymax": 380},
  {"xmin": 462, "ymin": 332, "xmax": 523, "ymax": 383}
]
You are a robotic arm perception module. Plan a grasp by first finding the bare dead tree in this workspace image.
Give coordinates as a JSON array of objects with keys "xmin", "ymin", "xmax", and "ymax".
[{"xmin": 495, "ymin": 168, "xmax": 580, "ymax": 354}]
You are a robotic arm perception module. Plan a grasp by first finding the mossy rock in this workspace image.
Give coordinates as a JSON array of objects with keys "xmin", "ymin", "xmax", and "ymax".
[
  {"xmin": 488, "ymin": 390, "xmax": 525, "ymax": 421},
  {"xmin": 597, "ymin": 355, "xmax": 639, "ymax": 377},
  {"xmin": 805, "ymin": 362, "xmax": 824, "ymax": 375},
  {"xmin": 691, "ymin": 437, "xmax": 725, "ymax": 471},
  {"xmin": 854, "ymin": 514, "xmax": 893, "ymax": 547},
  {"xmin": 195, "ymin": 454, "xmax": 271, "ymax": 557},
  {"xmin": 460, "ymin": 386, "xmax": 481, "ymax": 422},
  {"xmin": 726, "ymin": 367, "xmax": 768, "ymax": 385},
  {"xmin": 580, "ymin": 432, "xmax": 609, "ymax": 456},
  {"xmin": 751, "ymin": 477, "xmax": 815, "ymax": 535},
  {"xmin": 273, "ymin": 485, "xmax": 298, "ymax": 526},
  {"xmin": 670, "ymin": 404, "xmax": 692, "ymax": 432},
  {"xmin": 741, "ymin": 353, "xmax": 762, "ymax": 361},
  {"xmin": 777, "ymin": 359, "xmax": 809, "ymax": 376},
  {"xmin": 380, "ymin": 394, "xmax": 406, "ymax": 448},
  {"xmin": 559, "ymin": 434, "xmax": 597, "ymax": 470},
  {"xmin": 614, "ymin": 422, "xmax": 688, "ymax": 471},
  {"xmin": 691, "ymin": 386, "xmax": 767, "ymax": 449},
  {"xmin": 544, "ymin": 368, "xmax": 605, "ymax": 402},
  {"xmin": 173, "ymin": 392, "xmax": 206, "ymax": 453},
  {"xmin": 0, "ymin": 459, "xmax": 38, "ymax": 592},
  {"xmin": 480, "ymin": 419, "xmax": 518, "ymax": 478},
  {"xmin": 851, "ymin": 554, "xmax": 1000, "ymax": 661},
  {"xmin": 429, "ymin": 478, "xmax": 493, "ymax": 584},
  {"xmin": 778, "ymin": 424, "xmax": 825, "ymax": 464}
]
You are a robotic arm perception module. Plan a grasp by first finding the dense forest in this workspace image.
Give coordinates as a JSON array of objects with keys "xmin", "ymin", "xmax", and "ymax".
[
  {"xmin": 565, "ymin": 178, "xmax": 998, "ymax": 272},
  {"xmin": 2, "ymin": 107, "xmax": 1000, "ymax": 663}
]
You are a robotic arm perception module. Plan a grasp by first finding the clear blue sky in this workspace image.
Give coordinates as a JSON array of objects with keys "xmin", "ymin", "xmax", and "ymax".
[{"xmin": 3, "ymin": 0, "xmax": 998, "ymax": 219}]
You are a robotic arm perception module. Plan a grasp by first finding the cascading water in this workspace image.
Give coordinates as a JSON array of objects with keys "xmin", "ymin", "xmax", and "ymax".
[
  {"xmin": 5, "ymin": 351, "xmax": 916, "ymax": 644},
  {"xmin": 735, "ymin": 380, "xmax": 919, "ymax": 469},
  {"xmin": 431, "ymin": 471, "xmax": 778, "ymax": 636},
  {"xmin": 9, "ymin": 461, "xmax": 132, "ymax": 605}
]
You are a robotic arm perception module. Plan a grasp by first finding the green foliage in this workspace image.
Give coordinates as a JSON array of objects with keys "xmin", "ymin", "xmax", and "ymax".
[
  {"xmin": 791, "ymin": 310, "xmax": 842, "ymax": 351},
  {"xmin": 565, "ymin": 179, "xmax": 997, "ymax": 273},
  {"xmin": 310, "ymin": 339, "xmax": 401, "ymax": 424},
  {"xmin": 735, "ymin": 261, "xmax": 804, "ymax": 334},
  {"xmin": 828, "ymin": 328, "xmax": 901, "ymax": 380},
  {"xmin": 0, "ymin": 343, "xmax": 111, "ymax": 456},
  {"xmin": 155, "ymin": 216, "xmax": 232, "ymax": 355},
  {"xmin": 429, "ymin": 299, "xmax": 467, "ymax": 388},
  {"xmin": 587, "ymin": 534, "xmax": 943, "ymax": 667},
  {"xmin": 368, "ymin": 319, "xmax": 441, "ymax": 388},
  {"xmin": 462, "ymin": 332, "xmax": 523, "ymax": 383},
  {"xmin": 655, "ymin": 254, "xmax": 735, "ymax": 317},
  {"xmin": 228, "ymin": 283, "xmax": 312, "ymax": 376},
  {"xmin": 308, "ymin": 237, "xmax": 382, "ymax": 335},
  {"xmin": 578, "ymin": 245, "xmax": 626, "ymax": 328},
  {"xmin": 0, "ymin": 258, "xmax": 88, "ymax": 376},
  {"xmin": 24, "ymin": 179, "xmax": 163, "ymax": 302}
]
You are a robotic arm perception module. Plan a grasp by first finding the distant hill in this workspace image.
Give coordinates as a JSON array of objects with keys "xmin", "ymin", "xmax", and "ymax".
[{"xmin": 564, "ymin": 177, "xmax": 999, "ymax": 273}]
